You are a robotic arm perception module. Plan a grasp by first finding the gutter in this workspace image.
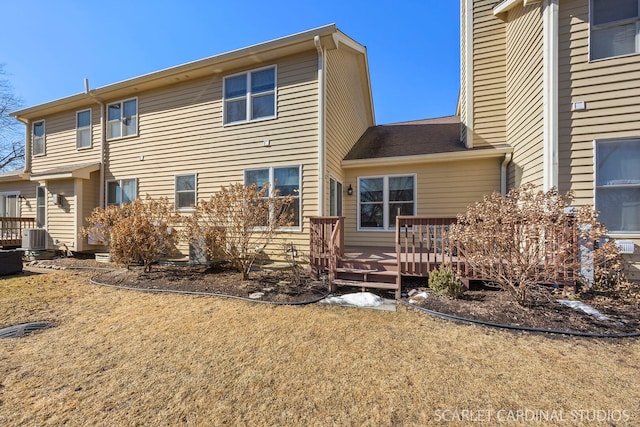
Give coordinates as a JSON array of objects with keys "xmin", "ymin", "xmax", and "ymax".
[
  {"xmin": 314, "ymin": 35, "xmax": 326, "ymax": 216},
  {"xmin": 342, "ymin": 146, "xmax": 513, "ymax": 169},
  {"xmin": 84, "ymin": 79, "xmax": 106, "ymax": 208}
]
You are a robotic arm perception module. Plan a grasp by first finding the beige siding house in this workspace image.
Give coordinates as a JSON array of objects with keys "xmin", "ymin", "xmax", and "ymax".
[
  {"xmin": 460, "ymin": 0, "xmax": 640, "ymax": 281},
  {"xmin": 4, "ymin": 25, "xmax": 375, "ymax": 257}
]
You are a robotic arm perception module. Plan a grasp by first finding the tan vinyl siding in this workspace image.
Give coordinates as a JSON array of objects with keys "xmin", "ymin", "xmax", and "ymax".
[
  {"xmin": 471, "ymin": 0, "xmax": 507, "ymax": 148},
  {"xmin": 460, "ymin": 0, "xmax": 468, "ymax": 146},
  {"xmin": 557, "ymin": 0, "xmax": 640, "ymax": 280},
  {"xmin": 0, "ymin": 180, "xmax": 37, "ymax": 218},
  {"xmin": 82, "ymin": 172, "xmax": 101, "ymax": 249},
  {"xmin": 104, "ymin": 51, "xmax": 320, "ymax": 257},
  {"xmin": 325, "ymin": 47, "xmax": 373, "ymax": 213},
  {"xmin": 343, "ymin": 158, "xmax": 501, "ymax": 247},
  {"xmin": 45, "ymin": 180, "xmax": 75, "ymax": 249},
  {"xmin": 505, "ymin": 2, "xmax": 544, "ymax": 188},
  {"xmin": 30, "ymin": 105, "xmax": 101, "ymax": 173}
]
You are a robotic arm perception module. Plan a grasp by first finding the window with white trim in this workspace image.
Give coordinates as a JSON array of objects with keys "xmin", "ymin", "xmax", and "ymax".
[
  {"xmin": 329, "ymin": 177, "xmax": 343, "ymax": 216},
  {"xmin": 595, "ymin": 139, "xmax": 640, "ymax": 233},
  {"xmin": 32, "ymin": 120, "xmax": 45, "ymax": 156},
  {"xmin": 107, "ymin": 179, "xmax": 137, "ymax": 207},
  {"xmin": 0, "ymin": 192, "xmax": 19, "ymax": 217},
  {"xmin": 244, "ymin": 165, "xmax": 301, "ymax": 229},
  {"xmin": 590, "ymin": 0, "xmax": 640, "ymax": 60},
  {"xmin": 224, "ymin": 66, "xmax": 276, "ymax": 124},
  {"xmin": 76, "ymin": 109, "xmax": 92, "ymax": 149},
  {"xmin": 107, "ymin": 98, "xmax": 137, "ymax": 140},
  {"xmin": 36, "ymin": 187, "xmax": 46, "ymax": 228},
  {"xmin": 175, "ymin": 174, "xmax": 197, "ymax": 210},
  {"xmin": 358, "ymin": 175, "xmax": 416, "ymax": 230}
]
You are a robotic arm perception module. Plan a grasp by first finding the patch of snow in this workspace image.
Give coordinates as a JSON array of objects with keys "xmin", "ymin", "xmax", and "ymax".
[
  {"xmin": 558, "ymin": 300, "xmax": 620, "ymax": 323},
  {"xmin": 322, "ymin": 292, "xmax": 384, "ymax": 307},
  {"xmin": 248, "ymin": 292, "xmax": 265, "ymax": 300}
]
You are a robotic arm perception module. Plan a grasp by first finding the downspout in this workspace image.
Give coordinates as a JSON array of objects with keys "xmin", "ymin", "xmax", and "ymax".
[
  {"xmin": 464, "ymin": 0, "xmax": 474, "ymax": 149},
  {"xmin": 84, "ymin": 78, "xmax": 106, "ymax": 207},
  {"xmin": 543, "ymin": 0, "xmax": 559, "ymax": 190},
  {"xmin": 501, "ymin": 152, "xmax": 512, "ymax": 195},
  {"xmin": 314, "ymin": 35, "xmax": 326, "ymax": 216}
]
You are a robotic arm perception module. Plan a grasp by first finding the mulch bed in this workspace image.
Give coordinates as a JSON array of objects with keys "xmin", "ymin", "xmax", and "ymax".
[
  {"xmin": 409, "ymin": 282, "xmax": 640, "ymax": 335},
  {"xmin": 25, "ymin": 258, "xmax": 640, "ymax": 334}
]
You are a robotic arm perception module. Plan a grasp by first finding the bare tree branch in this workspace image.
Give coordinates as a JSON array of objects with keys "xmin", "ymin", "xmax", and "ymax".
[{"xmin": 1, "ymin": 64, "xmax": 25, "ymax": 172}]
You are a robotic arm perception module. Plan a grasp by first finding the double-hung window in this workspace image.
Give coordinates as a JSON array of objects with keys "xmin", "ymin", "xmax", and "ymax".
[
  {"xmin": 76, "ymin": 109, "xmax": 92, "ymax": 149},
  {"xmin": 107, "ymin": 98, "xmax": 137, "ymax": 139},
  {"xmin": 595, "ymin": 139, "xmax": 640, "ymax": 234},
  {"xmin": 107, "ymin": 179, "xmax": 137, "ymax": 207},
  {"xmin": 358, "ymin": 175, "xmax": 415, "ymax": 230},
  {"xmin": 175, "ymin": 174, "xmax": 197, "ymax": 211},
  {"xmin": 224, "ymin": 66, "xmax": 276, "ymax": 124},
  {"xmin": 244, "ymin": 165, "xmax": 301, "ymax": 229},
  {"xmin": 32, "ymin": 120, "xmax": 45, "ymax": 156},
  {"xmin": 590, "ymin": 0, "xmax": 640, "ymax": 60}
]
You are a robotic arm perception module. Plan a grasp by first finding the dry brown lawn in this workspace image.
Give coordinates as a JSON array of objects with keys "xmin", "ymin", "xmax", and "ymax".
[{"xmin": 1, "ymin": 270, "xmax": 639, "ymax": 426}]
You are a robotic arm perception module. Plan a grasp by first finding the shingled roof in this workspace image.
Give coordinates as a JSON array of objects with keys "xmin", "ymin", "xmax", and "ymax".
[{"xmin": 345, "ymin": 116, "xmax": 473, "ymax": 161}]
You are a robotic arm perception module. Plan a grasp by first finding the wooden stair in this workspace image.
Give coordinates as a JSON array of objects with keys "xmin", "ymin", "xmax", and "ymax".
[{"xmin": 331, "ymin": 259, "xmax": 401, "ymax": 299}]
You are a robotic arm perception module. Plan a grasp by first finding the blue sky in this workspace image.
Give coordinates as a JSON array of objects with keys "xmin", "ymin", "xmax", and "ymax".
[{"xmin": 2, "ymin": 0, "xmax": 460, "ymax": 125}]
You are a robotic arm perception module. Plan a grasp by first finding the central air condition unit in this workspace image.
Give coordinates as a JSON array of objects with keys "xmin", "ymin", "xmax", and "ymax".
[{"xmin": 21, "ymin": 228, "xmax": 47, "ymax": 250}]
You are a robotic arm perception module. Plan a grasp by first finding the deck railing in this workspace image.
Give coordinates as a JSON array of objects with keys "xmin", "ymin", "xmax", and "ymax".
[
  {"xmin": 309, "ymin": 216, "xmax": 344, "ymax": 280},
  {"xmin": 395, "ymin": 216, "xmax": 462, "ymax": 276},
  {"xmin": 0, "ymin": 217, "xmax": 36, "ymax": 247}
]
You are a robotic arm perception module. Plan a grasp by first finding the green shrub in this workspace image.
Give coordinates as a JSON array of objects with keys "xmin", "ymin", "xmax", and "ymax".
[{"xmin": 428, "ymin": 263, "xmax": 464, "ymax": 299}]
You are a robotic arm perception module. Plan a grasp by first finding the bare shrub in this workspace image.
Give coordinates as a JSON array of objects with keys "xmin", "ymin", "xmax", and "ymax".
[
  {"xmin": 83, "ymin": 196, "xmax": 181, "ymax": 272},
  {"xmin": 185, "ymin": 183, "xmax": 293, "ymax": 279},
  {"xmin": 449, "ymin": 184, "xmax": 615, "ymax": 306}
]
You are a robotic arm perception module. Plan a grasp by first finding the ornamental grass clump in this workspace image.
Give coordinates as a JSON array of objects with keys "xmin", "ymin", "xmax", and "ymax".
[
  {"xmin": 83, "ymin": 196, "xmax": 181, "ymax": 272},
  {"xmin": 428, "ymin": 263, "xmax": 464, "ymax": 299},
  {"xmin": 185, "ymin": 183, "xmax": 294, "ymax": 280},
  {"xmin": 448, "ymin": 184, "xmax": 616, "ymax": 306}
]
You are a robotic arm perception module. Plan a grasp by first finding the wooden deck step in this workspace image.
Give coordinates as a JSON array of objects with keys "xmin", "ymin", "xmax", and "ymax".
[
  {"xmin": 331, "ymin": 279, "xmax": 398, "ymax": 290},
  {"xmin": 335, "ymin": 268, "xmax": 397, "ymax": 276}
]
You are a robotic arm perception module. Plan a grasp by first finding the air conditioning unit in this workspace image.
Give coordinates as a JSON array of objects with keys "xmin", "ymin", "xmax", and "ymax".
[{"xmin": 21, "ymin": 228, "xmax": 47, "ymax": 250}]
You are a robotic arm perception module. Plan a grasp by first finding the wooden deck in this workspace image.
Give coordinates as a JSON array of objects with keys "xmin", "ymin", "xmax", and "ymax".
[
  {"xmin": 310, "ymin": 216, "xmax": 578, "ymax": 299},
  {"xmin": 0, "ymin": 217, "xmax": 36, "ymax": 248}
]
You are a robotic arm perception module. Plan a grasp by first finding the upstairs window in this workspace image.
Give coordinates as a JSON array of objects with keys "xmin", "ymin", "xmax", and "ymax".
[
  {"xmin": 595, "ymin": 139, "xmax": 640, "ymax": 234},
  {"xmin": 590, "ymin": 0, "xmax": 640, "ymax": 60},
  {"xmin": 76, "ymin": 109, "xmax": 92, "ymax": 149},
  {"xmin": 175, "ymin": 174, "xmax": 197, "ymax": 211},
  {"xmin": 107, "ymin": 179, "xmax": 137, "ymax": 207},
  {"xmin": 358, "ymin": 175, "xmax": 416, "ymax": 230},
  {"xmin": 107, "ymin": 98, "xmax": 137, "ymax": 140},
  {"xmin": 224, "ymin": 66, "xmax": 276, "ymax": 124},
  {"xmin": 32, "ymin": 120, "xmax": 45, "ymax": 156}
]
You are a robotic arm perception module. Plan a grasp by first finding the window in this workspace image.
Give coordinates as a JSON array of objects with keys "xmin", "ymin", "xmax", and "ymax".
[
  {"xmin": 329, "ymin": 177, "xmax": 343, "ymax": 216},
  {"xmin": 244, "ymin": 165, "xmax": 301, "ymax": 228},
  {"xmin": 224, "ymin": 66, "xmax": 276, "ymax": 124},
  {"xmin": 36, "ymin": 187, "xmax": 46, "ymax": 228},
  {"xmin": 596, "ymin": 139, "xmax": 640, "ymax": 233},
  {"xmin": 107, "ymin": 98, "xmax": 137, "ymax": 139},
  {"xmin": 358, "ymin": 175, "xmax": 415, "ymax": 230},
  {"xmin": 76, "ymin": 109, "xmax": 92, "ymax": 149},
  {"xmin": 107, "ymin": 179, "xmax": 137, "ymax": 207},
  {"xmin": 32, "ymin": 120, "xmax": 45, "ymax": 156},
  {"xmin": 590, "ymin": 0, "xmax": 640, "ymax": 60},
  {"xmin": 0, "ymin": 192, "xmax": 19, "ymax": 217},
  {"xmin": 175, "ymin": 174, "xmax": 197, "ymax": 210}
]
